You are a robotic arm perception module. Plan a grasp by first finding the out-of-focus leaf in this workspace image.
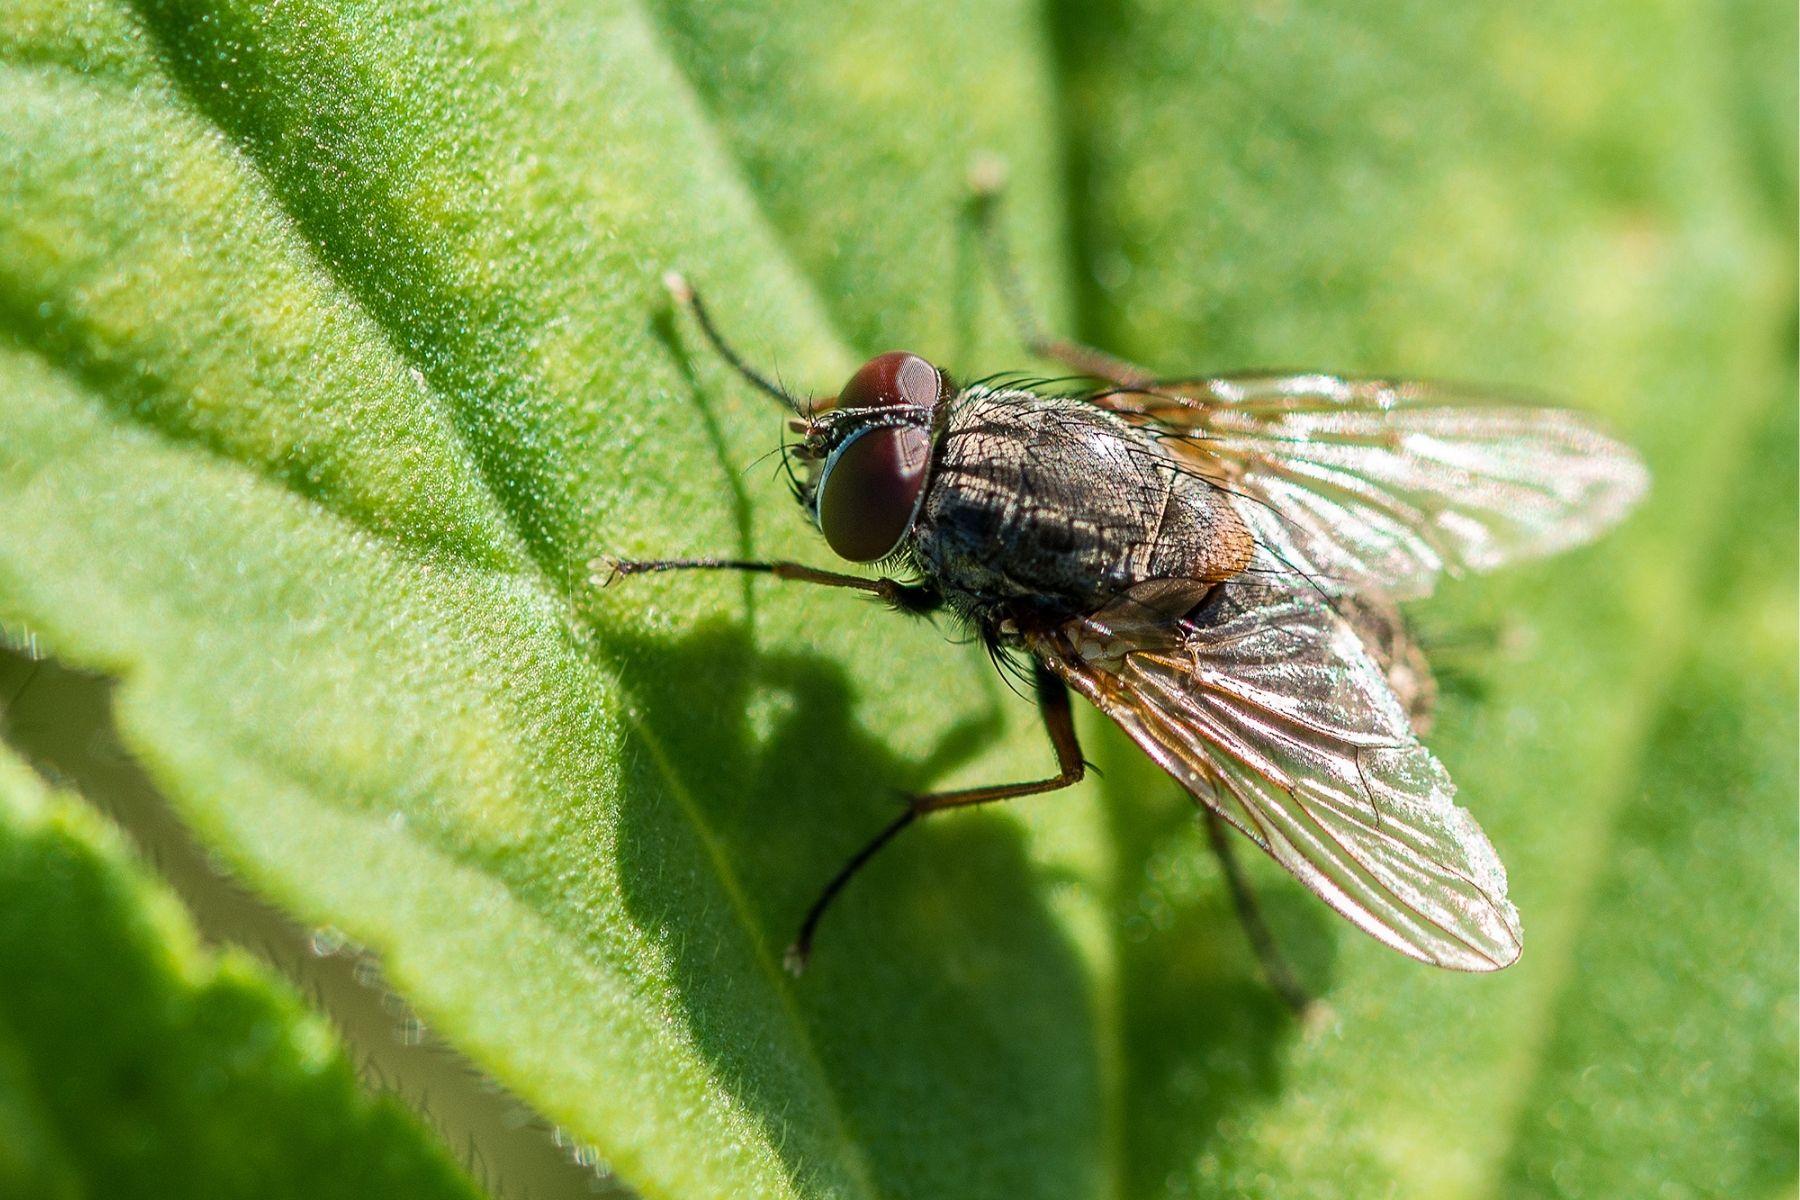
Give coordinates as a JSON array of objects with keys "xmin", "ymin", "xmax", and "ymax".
[{"xmin": 0, "ymin": 749, "xmax": 481, "ymax": 1200}]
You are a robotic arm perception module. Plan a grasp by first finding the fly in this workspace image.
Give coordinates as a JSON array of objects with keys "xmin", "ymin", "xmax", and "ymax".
[{"xmin": 599, "ymin": 183, "xmax": 1649, "ymax": 1003}]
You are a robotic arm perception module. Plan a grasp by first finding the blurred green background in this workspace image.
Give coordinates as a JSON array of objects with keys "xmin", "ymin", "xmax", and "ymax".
[{"xmin": 0, "ymin": 1, "xmax": 1793, "ymax": 1198}]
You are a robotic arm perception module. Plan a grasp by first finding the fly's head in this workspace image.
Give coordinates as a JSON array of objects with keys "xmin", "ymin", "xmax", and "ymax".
[{"xmin": 787, "ymin": 352, "xmax": 954, "ymax": 563}]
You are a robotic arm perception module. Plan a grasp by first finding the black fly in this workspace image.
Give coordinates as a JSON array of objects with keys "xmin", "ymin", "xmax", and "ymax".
[{"xmin": 599, "ymin": 185, "xmax": 1648, "ymax": 1002}]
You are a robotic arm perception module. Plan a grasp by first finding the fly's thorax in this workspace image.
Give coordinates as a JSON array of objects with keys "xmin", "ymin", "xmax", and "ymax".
[{"xmin": 911, "ymin": 388, "xmax": 1252, "ymax": 619}]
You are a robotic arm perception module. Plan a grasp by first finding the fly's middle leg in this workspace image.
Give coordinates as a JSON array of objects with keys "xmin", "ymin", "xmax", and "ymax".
[{"xmin": 784, "ymin": 658, "xmax": 1087, "ymax": 974}]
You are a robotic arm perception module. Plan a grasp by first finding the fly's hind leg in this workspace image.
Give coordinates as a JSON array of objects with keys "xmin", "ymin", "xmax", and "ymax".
[
  {"xmin": 785, "ymin": 657, "xmax": 1087, "ymax": 974},
  {"xmin": 1202, "ymin": 809, "xmax": 1321, "ymax": 1019},
  {"xmin": 968, "ymin": 159, "xmax": 1155, "ymax": 390}
]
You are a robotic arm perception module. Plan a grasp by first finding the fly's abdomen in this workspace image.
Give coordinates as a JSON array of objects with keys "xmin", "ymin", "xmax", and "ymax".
[{"xmin": 912, "ymin": 390, "xmax": 1252, "ymax": 615}]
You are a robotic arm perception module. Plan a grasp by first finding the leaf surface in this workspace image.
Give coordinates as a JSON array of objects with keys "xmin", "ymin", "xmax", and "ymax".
[{"xmin": 0, "ymin": 1, "xmax": 1792, "ymax": 1197}]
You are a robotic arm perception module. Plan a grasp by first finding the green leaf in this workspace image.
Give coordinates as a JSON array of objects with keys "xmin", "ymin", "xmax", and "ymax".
[
  {"xmin": 0, "ymin": 2, "xmax": 1791, "ymax": 1198},
  {"xmin": 1498, "ymin": 386, "xmax": 1797, "ymax": 1200},
  {"xmin": 0, "ymin": 747, "xmax": 482, "ymax": 1200}
]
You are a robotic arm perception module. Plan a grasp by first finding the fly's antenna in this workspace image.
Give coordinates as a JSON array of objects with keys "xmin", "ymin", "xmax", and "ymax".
[{"xmin": 663, "ymin": 270, "xmax": 805, "ymax": 416}]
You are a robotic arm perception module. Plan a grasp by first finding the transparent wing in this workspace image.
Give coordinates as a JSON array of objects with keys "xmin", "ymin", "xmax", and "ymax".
[
  {"xmin": 1093, "ymin": 373, "xmax": 1649, "ymax": 599},
  {"xmin": 1031, "ymin": 578, "xmax": 1522, "ymax": 970}
]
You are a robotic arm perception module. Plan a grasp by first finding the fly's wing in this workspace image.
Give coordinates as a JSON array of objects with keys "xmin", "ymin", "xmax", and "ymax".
[
  {"xmin": 1336, "ymin": 590, "xmax": 1438, "ymax": 735},
  {"xmin": 1031, "ymin": 578, "xmax": 1522, "ymax": 970},
  {"xmin": 1092, "ymin": 374, "xmax": 1648, "ymax": 599}
]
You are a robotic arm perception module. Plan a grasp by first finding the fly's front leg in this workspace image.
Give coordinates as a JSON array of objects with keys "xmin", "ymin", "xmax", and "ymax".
[
  {"xmin": 594, "ymin": 556, "xmax": 940, "ymax": 615},
  {"xmin": 968, "ymin": 161, "xmax": 1156, "ymax": 390},
  {"xmin": 784, "ymin": 658, "xmax": 1086, "ymax": 974}
]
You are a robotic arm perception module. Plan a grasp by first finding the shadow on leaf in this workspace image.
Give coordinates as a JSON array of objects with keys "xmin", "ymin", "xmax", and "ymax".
[
  {"xmin": 605, "ymin": 620, "xmax": 1103, "ymax": 1199},
  {"xmin": 1091, "ymin": 725, "xmax": 1341, "ymax": 1195},
  {"xmin": 603, "ymin": 616, "xmax": 1331, "ymax": 1198}
]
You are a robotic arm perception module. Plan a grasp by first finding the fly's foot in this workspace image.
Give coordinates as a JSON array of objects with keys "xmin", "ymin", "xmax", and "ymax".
[
  {"xmin": 966, "ymin": 150, "xmax": 1008, "ymax": 199},
  {"xmin": 1298, "ymin": 998, "xmax": 1337, "ymax": 1037},
  {"xmin": 661, "ymin": 269, "xmax": 693, "ymax": 305},
  {"xmin": 588, "ymin": 556, "xmax": 641, "ymax": 588}
]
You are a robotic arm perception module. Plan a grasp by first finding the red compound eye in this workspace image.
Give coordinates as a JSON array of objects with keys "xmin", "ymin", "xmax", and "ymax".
[
  {"xmin": 836, "ymin": 351, "xmax": 950, "ymax": 411},
  {"xmin": 816, "ymin": 423, "xmax": 932, "ymax": 562}
]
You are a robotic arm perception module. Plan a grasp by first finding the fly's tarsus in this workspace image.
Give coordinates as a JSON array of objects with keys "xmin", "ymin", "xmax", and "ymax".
[
  {"xmin": 590, "ymin": 555, "xmax": 775, "ymax": 587},
  {"xmin": 662, "ymin": 270, "xmax": 807, "ymax": 416},
  {"xmin": 591, "ymin": 555, "xmax": 940, "ymax": 614}
]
